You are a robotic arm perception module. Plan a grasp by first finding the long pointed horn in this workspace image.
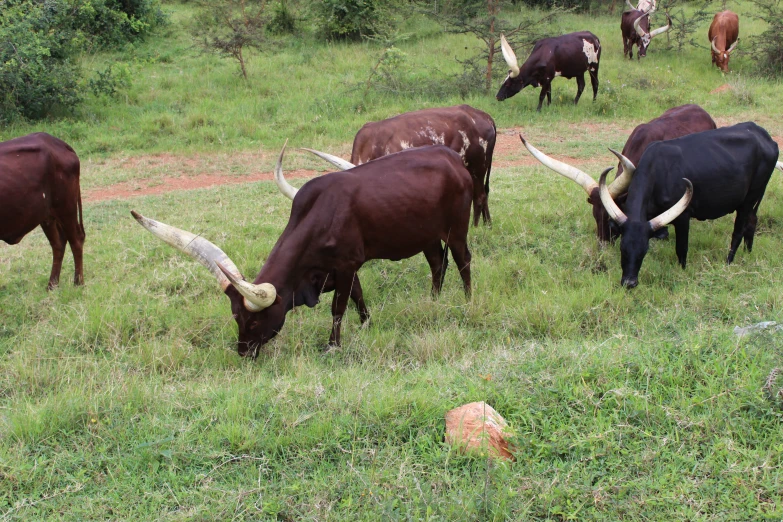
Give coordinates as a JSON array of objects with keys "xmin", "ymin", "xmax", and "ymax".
[
  {"xmin": 520, "ymin": 135, "xmax": 598, "ymax": 195},
  {"xmin": 274, "ymin": 140, "xmax": 297, "ymax": 201},
  {"xmin": 634, "ymin": 13, "xmax": 648, "ymax": 37},
  {"xmin": 130, "ymin": 210, "xmax": 242, "ymax": 292},
  {"xmin": 776, "ymin": 161, "xmax": 783, "ymax": 172},
  {"xmin": 727, "ymin": 38, "xmax": 739, "ymax": 54},
  {"xmin": 607, "ymin": 148, "xmax": 636, "ymax": 198},
  {"xmin": 500, "ymin": 34, "xmax": 520, "ymax": 78},
  {"xmin": 648, "ymin": 179, "xmax": 693, "ymax": 231},
  {"xmin": 215, "ymin": 261, "xmax": 276, "ymax": 312},
  {"xmin": 650, "ymin": 13, "xmax": 671, "ymax": 38},
  {"xmin": 300, "ymin": 148, "xmax": 355, "ymax": 170},
  {"xmin": 711, "ymin": 36, "xmax": 721, "ymax": 54},
  {"xmin": 598, "ymin": 168, "xmax": 628, "ymax": 226}
]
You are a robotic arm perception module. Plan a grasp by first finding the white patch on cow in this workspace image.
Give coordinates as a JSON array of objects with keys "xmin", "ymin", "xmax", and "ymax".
[
  {"xmin": 458, "ymin": 130, "xmax": 470, "ymax": 162},
  {"xmin": 470, "ymin": 117, "xmax": 476, "ymax": 125},
  {"xmin": 384, "ymin": 146, "xmax": 391, "ymax": 155},
  {"xmin": 400, "ymin": 140, "xmax": 413, "ymax": 150},
  {"xmin": 479, "ymin": 138, "xmax": 488, "ymax": 153},
  {"xmin": 554, "ymin": 71, "xmax": 562, "ymax": 77},
  {"xmin": 582, "ymin": 40, "xmax": 599, "ymax": 64},
  {"xmin": 419, "ymin": 126, "xmax": 445, "ymax": 145},
  {"xmin": 42, "ymin": 193, "xmax": 46, "ymax": 199}
]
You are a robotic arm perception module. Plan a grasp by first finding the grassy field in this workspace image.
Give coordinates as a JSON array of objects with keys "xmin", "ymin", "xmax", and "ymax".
[{"xmin": 2, "ymin": 0, "xmax": 783, "ymax": 520}]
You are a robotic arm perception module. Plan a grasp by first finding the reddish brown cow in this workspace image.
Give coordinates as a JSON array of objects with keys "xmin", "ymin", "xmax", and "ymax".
[
  {"xmin": 621, "ymin": 7, "xmax": 671, "ymax": 59},
  {"xmin": 304, "ymin": 105, "xmax": 496, "ymax": 227},
  {"xmin": 132, "ymin": 144, "xmax": 473, "ymax": 356},
  {"xmin": 709, "ymin": 11, "xmax": 739, "ymax": 72},
  {"xmin": 0, "ymin": 133, "xmax": 84, "ymax": 289},
  {"xmin": 520, "ymin": 104, "xmax": 716, "ymax": 243}
]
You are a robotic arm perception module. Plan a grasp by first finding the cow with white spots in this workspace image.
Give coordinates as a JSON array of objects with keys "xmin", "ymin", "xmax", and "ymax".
[
  {"xmin": 496, "ymin": 32, "xmax": 601, "ymax": 112},
  {"xmin": 303, "ymin": 105, "xmax": 497, "ymax": 227}
]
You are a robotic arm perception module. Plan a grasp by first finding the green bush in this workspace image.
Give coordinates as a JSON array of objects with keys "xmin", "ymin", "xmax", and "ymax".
[
  {"xmin": 749, "ymin": 0, "xmax": 783, "ymax": 77},
  {"xmin": 316, "ymin": 0, "xmax": 397, "ymax": 40}
]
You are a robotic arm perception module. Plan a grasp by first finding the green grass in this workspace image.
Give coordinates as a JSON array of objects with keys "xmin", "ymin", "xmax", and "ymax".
[{"xmin": 3, "ymin": 0, "xmax": 783, "ymax": 519}]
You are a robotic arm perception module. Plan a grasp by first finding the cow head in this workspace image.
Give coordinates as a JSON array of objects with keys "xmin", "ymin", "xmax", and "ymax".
[
  {"xmin": 634, "ymin": 12, "xmax": 671, "ymax": 57},
  {"xmin": 597, "ymin": 168, "xmax": 693, "ymax": 288},
  {"xmin": 711, "ymin": 37, "xmax": 738, "ymax": 72},
  {"xmin": 496, "ymin": 35, "xmax": 531, "ymax": 101},
  {"xmin": 519, "ymin": 135, "xmax": 635, "ymax": 244}
]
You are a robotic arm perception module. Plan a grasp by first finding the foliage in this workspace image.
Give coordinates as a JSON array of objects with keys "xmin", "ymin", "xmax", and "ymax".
[
  {"xmin": 268, "ymin": 0, "xmax": 299, "ymax": 34},
  {"xmin": 89, "ymin": 63, "xmax": 133, "ymax": 98},
  {"xmin": 316, "ymin": 0, "xmax": 399, "ymax": 40},
  {"xmin": 661, "ymin": 0, "xmax": 713, "ymax": 53},
  {"xmin": 748, "ymin": 0, "xmax": 783, "ymax": 77},
  {"xmin": 192, "ymin": 0, "xmax": 272, "ymax": 79}
]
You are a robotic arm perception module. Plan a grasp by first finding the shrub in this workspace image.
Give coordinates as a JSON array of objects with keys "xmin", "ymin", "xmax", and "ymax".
[
  {"xmin": 316, "ymin": 0, "xmax": 398, "ymax": 40},
  {"xmin": 749, "ymin": 0, "xmax": 783, "ymax": 77}
]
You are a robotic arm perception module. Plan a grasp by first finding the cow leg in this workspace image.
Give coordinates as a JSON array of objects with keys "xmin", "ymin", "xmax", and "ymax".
[
  {"xmin": 589, "ymin": 67, "xmax": 599, "ymax": 100},
  {"xmin": 327, "ymin": 271, "xmax": 356, "ymax": 348},
  {"xmin": 349, "ymin": 274, "xmax": 370, "ymax": 324},
  {"xmin": 673, "ymin": 217, "xmax": 690, "ymax": 269},
  {"xmin": 546, "ymin": 84, "xmax": 552, "ymax": 106},
  {"xmin": 423, "ymin": 241, "xmax": 449, "ymax": 296},
  {"xmin": 743, "ymin": 213, "xmax": 758, "ymax": 252},
  {"xmin": 447, "ymin": 240, "xmax": 471, "ymax": 297},
  {"xmin": 728, "ymin": 210, "xmax": 751, "ymax": 264},
  {"xmin": 536, "ymin": 88, "xmax": 547, "ymax": 112},
  {"xmin": 574, "ymin": 74, "xmax": 586, "ymax": 105},
  {"xmin": 60, "ymin": 206, "xmax": 85, "ymax": 286},
  {"xmin": 40, "ymin": 220, "xmax": 67, "ymax": 290}
]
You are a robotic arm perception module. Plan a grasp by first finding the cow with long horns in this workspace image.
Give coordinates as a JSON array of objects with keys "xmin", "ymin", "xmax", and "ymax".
[
  {"xmin": 621, "ymin": 1, "xmax": 671, "ymax": 59},
  {"xmin": 520, "ymin": 104, "xmax": 716, "ymax": 244},
  {"xmin": 709, "ymin": 11, "xmax": 739, "ymax": 72},
  {"xmin": 1, "ymin": 133, "xmax": 85, "ymax": 289},
  {"xmin": 495, "ymin": 32, "xmax": 601, "ymax": 112},
  {"xmin": 597, "ymin": 122, "xmax": 781, "ymax": 288},
  {"xmin": 132, "ymin": 144, "xmax": 473, "ymax": 356},
  {"xmin": 302, "ymin": 105, "xmax": 496, "ymax": 227}
]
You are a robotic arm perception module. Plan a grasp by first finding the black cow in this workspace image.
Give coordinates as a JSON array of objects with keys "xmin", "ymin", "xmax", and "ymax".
[
  {"xmin": 621, "ymin": 4, "xmax": 671, "ymax": 59},
  {"xmin": 597, "ymin": 122, "xmax": 781, "ymax": 288},
  {"xmin": 496, "ymin": 32, "xmax": 601, "ymax": 112},
  {"xmin": 132, "ymin": 144, "xmax": 473, "ymax": 356}
]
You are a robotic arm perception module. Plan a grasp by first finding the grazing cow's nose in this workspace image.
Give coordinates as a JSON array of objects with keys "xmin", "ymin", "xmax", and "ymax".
[{"xmin": 621, "ymin": 277, "xmax": 638, "ymax": 289}]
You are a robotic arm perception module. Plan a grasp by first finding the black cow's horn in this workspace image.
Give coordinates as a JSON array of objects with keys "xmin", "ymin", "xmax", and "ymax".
[
  {"xmin": 215, "ymin": 262, "xmax": 277, "ymax": 312},
  {"xmin": 520, "ymin": 135, "xmax": 598, "ymax": 195},
  {"xmin": 598, "ymin": 168, "xmax": 628, "ymax": 225},
  {"xmin": 634, "ymin": 13, "xmax": 649, "ymax": 37},
  {"xmin": 301, "ymin": 148, "xmax": 356, "ymax": 170},
  {"xmin": 607, "ymin": 148, "xmax": 636, "ymax": 197},
  {"xmin": 130, "ymin": 210, "xmax": 243, "ymax": 292},
  {"xmin": 625, "ymin": 0, "xmax": 635, "ymax": 11},
  {"xmin": 648, "ymin": 179, "xmax": 693, "ymax": 231},
  {"xmin": 500, "ymin": 35, "xmax": 520, "ymax": 78},
  {"xmin": 650, "ymin": 13, "xmax": 672, "ymax": 38},
  {"xmin": 274, "ymin": 140, "xmax": 298, "ymax": 201}
]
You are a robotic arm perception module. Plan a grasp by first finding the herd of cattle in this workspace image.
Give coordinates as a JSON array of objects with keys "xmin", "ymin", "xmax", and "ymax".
[{"xmin": 2, "ymin": 4, "xmax": 780, "ymax": 356}]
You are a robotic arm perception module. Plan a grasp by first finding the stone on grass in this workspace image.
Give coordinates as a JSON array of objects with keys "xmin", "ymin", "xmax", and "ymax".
[{"xmin": 445, "ymin": 401, "xmax": 515, "ymax": 461}]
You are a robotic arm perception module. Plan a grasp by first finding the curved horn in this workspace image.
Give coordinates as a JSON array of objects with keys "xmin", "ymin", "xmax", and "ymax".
[
  {"xmin": 648, "ymin": 179, "xmax": 693, "ymax": 231},
  {"xmin": 598, "ymin": 168, "xmax": 628, "ymax": 226},
  {"xmin": 711, "ymin": 36, "xmax": 721, "ymax": 54},
  {"xmin": 650, "ymin": 13, "xmax": 672, "ymax": 38},
  {"xmin": 300, "ymin": 148, "xmax": 355, "ymax": 171},
  {"xmin": 625, "ymin": 0, "xmax": 635, "ymax": 11},
  {"xmin": 130, "ymin": 210, "xmax": 242, "ymax": 292},
  {"xmin": 727, "ymin": 38, "xmax": 739, "ymax": 54},
  {"xmin": 646, "ymin": 0, "xmax": 657, "ymax": 15},
  {"xmin": 607, "ymin": 148, "xmax": 636, "ymax": 198},
  {"xmin": 500, "ymin": 34, "xmax": 520, "ymax": 78},
  {"xmin": 519, "ymin": 134, "xmax": 598, "ymax": 195},
  {"xmin": 776, "ymin": 161, "xmax": 783, "ymax": 172},
  {"xmin": 634, "ymin": 13, "xmax": 648, "ymax": 37},
  {"xmin": 215, "ymin": 261, "xmax": 276, "ymax": 312},
  {"xmin": 274, "ymin": 140, "xmax": 298, "ymax": 201}
]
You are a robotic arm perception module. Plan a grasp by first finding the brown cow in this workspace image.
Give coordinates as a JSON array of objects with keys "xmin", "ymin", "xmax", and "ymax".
[
  {"xmin": 709, "ymin": 11, "xmax": 739, "ymax": 72},
  {"xmin": 302, "ymin": 105, "xmax": 496, "ymax": 227},
  {"xmin": 621, "ymin": 3, "xmax": 671, "ymax": 59},
  {"xmin": 0, "ymin": 133, "xmax": 84, "ymax": 289},
  {"xmin": 520, "ymin": 104, "xmax": 716, "ymax": 243},
  {"xmin": 132, "ymin": 144, "xmax": 473, "ymax": 356}
]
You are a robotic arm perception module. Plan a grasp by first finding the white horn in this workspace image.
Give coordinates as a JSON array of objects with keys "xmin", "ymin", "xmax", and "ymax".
[
  {"xmin": 648, "ymin": 179, "xmax": 693, "ymax": 231},
  {"xmin": 776, "ymin": 161, "xmax": 783, "ymax": 172},
  {"xmin": 215, "ymin": 262, "xmax": 276, "ymax": 312},
  {"xmin": 520, "ymin": 135, "xmax": 598, "ymax": 195},
  {"xmin": 274, "ymin": 140, "xmax": 298, "ymax": 201},
  {"xmin": 727, "ymin": 38, "xmax": 738, "ymax": 54},
  {"xmin": 625, "ymin": 0, "xmax": 635, "ymax": 10},
  {"xmin": 598, "ymin": 168, "xmax": 628, "ymax": 226},
  {"xmin": 711, "ymin": 36, "xmax": 721, "ymax": 54},
  {"xmin": 650, "ymin": 13, "xmax": 671, "ymax": 38},
  {"xmin": 300, "ymin": 148, "xmax": 355, "ymax": 170},
  {"xmin": 607, "ymin": 148, "xmax": 636, "ymax": 198},
  {"xmin": 500, "ymin": 34, "xmax": 520, "ymax": 78},
  {"xmin": 130, "ymin": 210, "xmax": 242, "ymax": 292},
  {"xmin": 634, "ymin": 13, "xmax": 648, "ymax": 37}
]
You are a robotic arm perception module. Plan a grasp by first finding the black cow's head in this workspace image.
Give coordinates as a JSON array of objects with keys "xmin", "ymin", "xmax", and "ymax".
[
  {"xmin": 597, "ymin": 168, "xmax": 692, "ymax": 288},
  {"xmin": 633, "ymin": 12, "xmax": 671, "ymax": 58},
  {"xmin": 496, "ymin": 35, "xmax": 534, "ymax": 101}
]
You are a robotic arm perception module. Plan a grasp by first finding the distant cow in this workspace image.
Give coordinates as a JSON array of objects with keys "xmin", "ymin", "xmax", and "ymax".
[
  {"xmin": 621, "ymin": 7, "xmax": 671, "ymax": 59},
  {"xmin": 709, "ymin": 11, "xmax": 739, "ymax": 72},
  {"xmin": 0, "ymin": 133, "xmax": 85, "ymax": 289},
  {"xmin": 521, "ymin": 104, "xmax": 716, "ymax": 243},
  {"xmin": 304, "ymin": 105, "xmax": 496, "ymax": 227},
  {"xmin": 597, "ymin": 122, "xmax": 781, "ymax": 288},
  {"xmin": 496, "ymin": 32, "xmax": 601, "ymax": 112},
  {"xmin": 132, "ymin": 144, "xmax": 473, "ymax": 356}
]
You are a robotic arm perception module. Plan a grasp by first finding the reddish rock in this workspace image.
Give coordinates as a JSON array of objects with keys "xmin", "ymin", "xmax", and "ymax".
[{"xmin": 445, "ymin": 402, "xmax": 515, "ymax": 461}]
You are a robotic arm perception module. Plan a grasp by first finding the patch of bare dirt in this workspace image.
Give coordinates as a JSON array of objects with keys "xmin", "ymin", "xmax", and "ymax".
[{"xmin": 710, "ymin": 84, "xmax": 732, "ymax": 94}]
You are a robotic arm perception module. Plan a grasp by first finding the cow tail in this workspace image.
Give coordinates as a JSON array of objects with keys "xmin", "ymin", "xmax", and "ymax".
[
  {"xmin": 484, "ymin": 125, "xmax": 497, "ymax": 196},
  {"xmin": 77, "ymin": 183, "xmax": 85, "ymax": 237}
]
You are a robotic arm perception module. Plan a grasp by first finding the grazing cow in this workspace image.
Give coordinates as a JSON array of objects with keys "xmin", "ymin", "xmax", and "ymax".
[
  {"xmin": 0, "ymin": 133, "xmax": 84, "ymax": 289},
  {"xmin": 521, "ymin": 104, "xmax": 717, "ymax": 243},
  {"xmin": 304, "ymin": 105, "xmax": 496, "ymax": 226},
  {"xmin": 496, "ymin": 32, "xmax": 601, "ymax": 112},
  {"xmin": 709, "ymin": 11, "xmax": 739, "ymax": 72},
  {"xmin": 621, "ymin": 7, "xmax": 671, "ymax": 59},
  {"xmin": 633, "ymin": 0, "xmax": 656, "ymax": 12},
  {"xmin": 597, "ymin": 122, "xmax": 781, "ymax": 288},
  {"xmin": 132, "ymin": 144, "xmax": 473, "ymax": 356}
]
